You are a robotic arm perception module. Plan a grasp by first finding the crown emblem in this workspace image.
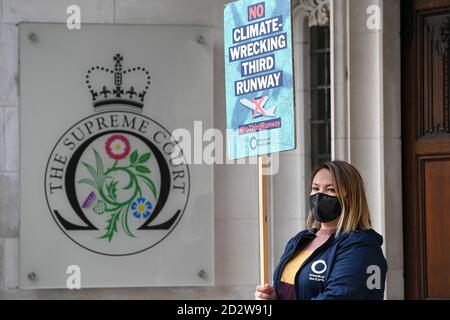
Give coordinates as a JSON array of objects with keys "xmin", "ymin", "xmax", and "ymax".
[{"xmin": 86, "ymin": 54, "xmax": 151, "ymax": 112}]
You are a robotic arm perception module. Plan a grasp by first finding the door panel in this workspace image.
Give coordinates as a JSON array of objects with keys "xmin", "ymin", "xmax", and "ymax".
[
  {"xmin": 402, "ymin": 0, "xmax": 450, "ymax": 299},
  {"xmin": 423, "ymin": 158, "xmax": 450, "ymax": 298}
]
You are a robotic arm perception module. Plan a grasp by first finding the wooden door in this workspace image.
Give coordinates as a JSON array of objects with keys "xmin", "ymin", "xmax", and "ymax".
[{"xmin": 402, "ymin": 0, "xmax": 450, "ymax": 299}]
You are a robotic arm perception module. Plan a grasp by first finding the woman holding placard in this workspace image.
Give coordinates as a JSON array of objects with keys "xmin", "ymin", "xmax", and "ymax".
[{"xmin": 255, "ymin": 160, "xmax": 387, "ymax": 300}]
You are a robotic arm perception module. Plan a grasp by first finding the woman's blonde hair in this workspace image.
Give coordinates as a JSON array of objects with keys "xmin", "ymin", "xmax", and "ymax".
[{"xmin": 306, "ymin": 160, "xmax": 372, "ymax": 235}]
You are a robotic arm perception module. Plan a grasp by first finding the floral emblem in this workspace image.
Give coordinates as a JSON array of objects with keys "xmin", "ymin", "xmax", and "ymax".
[
  {"xmin": 131, "ymin": 197, "xmax": 153, "ymax": 219},
  {"xmin": 78, "ymin": 134, "xmax": 157, "ymax": 241},
  {"xmin": 105, "ymin": 135, "xmax": 131, "ymax": 160}
]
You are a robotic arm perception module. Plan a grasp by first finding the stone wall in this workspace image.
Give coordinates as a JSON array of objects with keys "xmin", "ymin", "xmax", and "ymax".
[{"xmin": 0, "ymin": 0, "xmax": 264, "ymax": 300}]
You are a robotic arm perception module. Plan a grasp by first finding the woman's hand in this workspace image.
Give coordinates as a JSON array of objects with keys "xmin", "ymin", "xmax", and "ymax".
[{"xmin": 255, "ymin": 283, "xmax": 277, "ymax": 300}]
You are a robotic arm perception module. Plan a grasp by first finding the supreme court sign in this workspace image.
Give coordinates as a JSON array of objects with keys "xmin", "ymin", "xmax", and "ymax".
[{"xmin": 19, "ymin": 23, "xmax": 214, "ymax": 288}]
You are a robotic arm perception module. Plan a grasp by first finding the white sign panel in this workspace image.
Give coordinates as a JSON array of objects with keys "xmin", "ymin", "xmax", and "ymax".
[{"xmin": 20, "ymin": 23, "xmax": 214, "ymax": 288}]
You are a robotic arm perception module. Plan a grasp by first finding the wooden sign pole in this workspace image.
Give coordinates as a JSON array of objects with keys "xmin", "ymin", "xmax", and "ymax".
[{"xmin": 258, "ymin": 154, "xmax": 270, "ymax": 285}]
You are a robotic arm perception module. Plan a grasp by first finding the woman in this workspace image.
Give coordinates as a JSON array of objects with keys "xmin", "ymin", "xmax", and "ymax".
[{"xmin": 255, "ymin": 160, "xmax": 387, "ymax": 300}]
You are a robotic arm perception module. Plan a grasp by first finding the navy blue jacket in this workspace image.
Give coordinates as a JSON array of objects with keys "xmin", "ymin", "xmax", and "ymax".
[{"xmin": 273, "ymin": 228, "xmax": 388, "ymax": 300}]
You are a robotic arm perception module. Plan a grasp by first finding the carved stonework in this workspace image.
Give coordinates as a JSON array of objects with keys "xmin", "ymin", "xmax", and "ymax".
[{"xmin": 299, "ymin": 0, "xmax": 330, "ymax": 27}]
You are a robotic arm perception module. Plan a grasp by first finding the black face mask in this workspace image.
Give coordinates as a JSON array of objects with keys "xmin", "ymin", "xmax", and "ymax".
[{"xmin": 309, "ymin": 193, "xmax": 342, "ymax": 223}]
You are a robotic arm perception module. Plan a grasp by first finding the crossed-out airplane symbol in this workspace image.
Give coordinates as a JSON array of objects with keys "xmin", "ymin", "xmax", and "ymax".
[{"xmin": 240, "ymin": 96, "xmax": 277, "ymax": 119}]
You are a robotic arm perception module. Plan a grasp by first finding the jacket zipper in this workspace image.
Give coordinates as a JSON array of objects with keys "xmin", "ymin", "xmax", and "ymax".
[{"xmin": 293, "ymin": 235, "xmax": 335, "ymax": 300}]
